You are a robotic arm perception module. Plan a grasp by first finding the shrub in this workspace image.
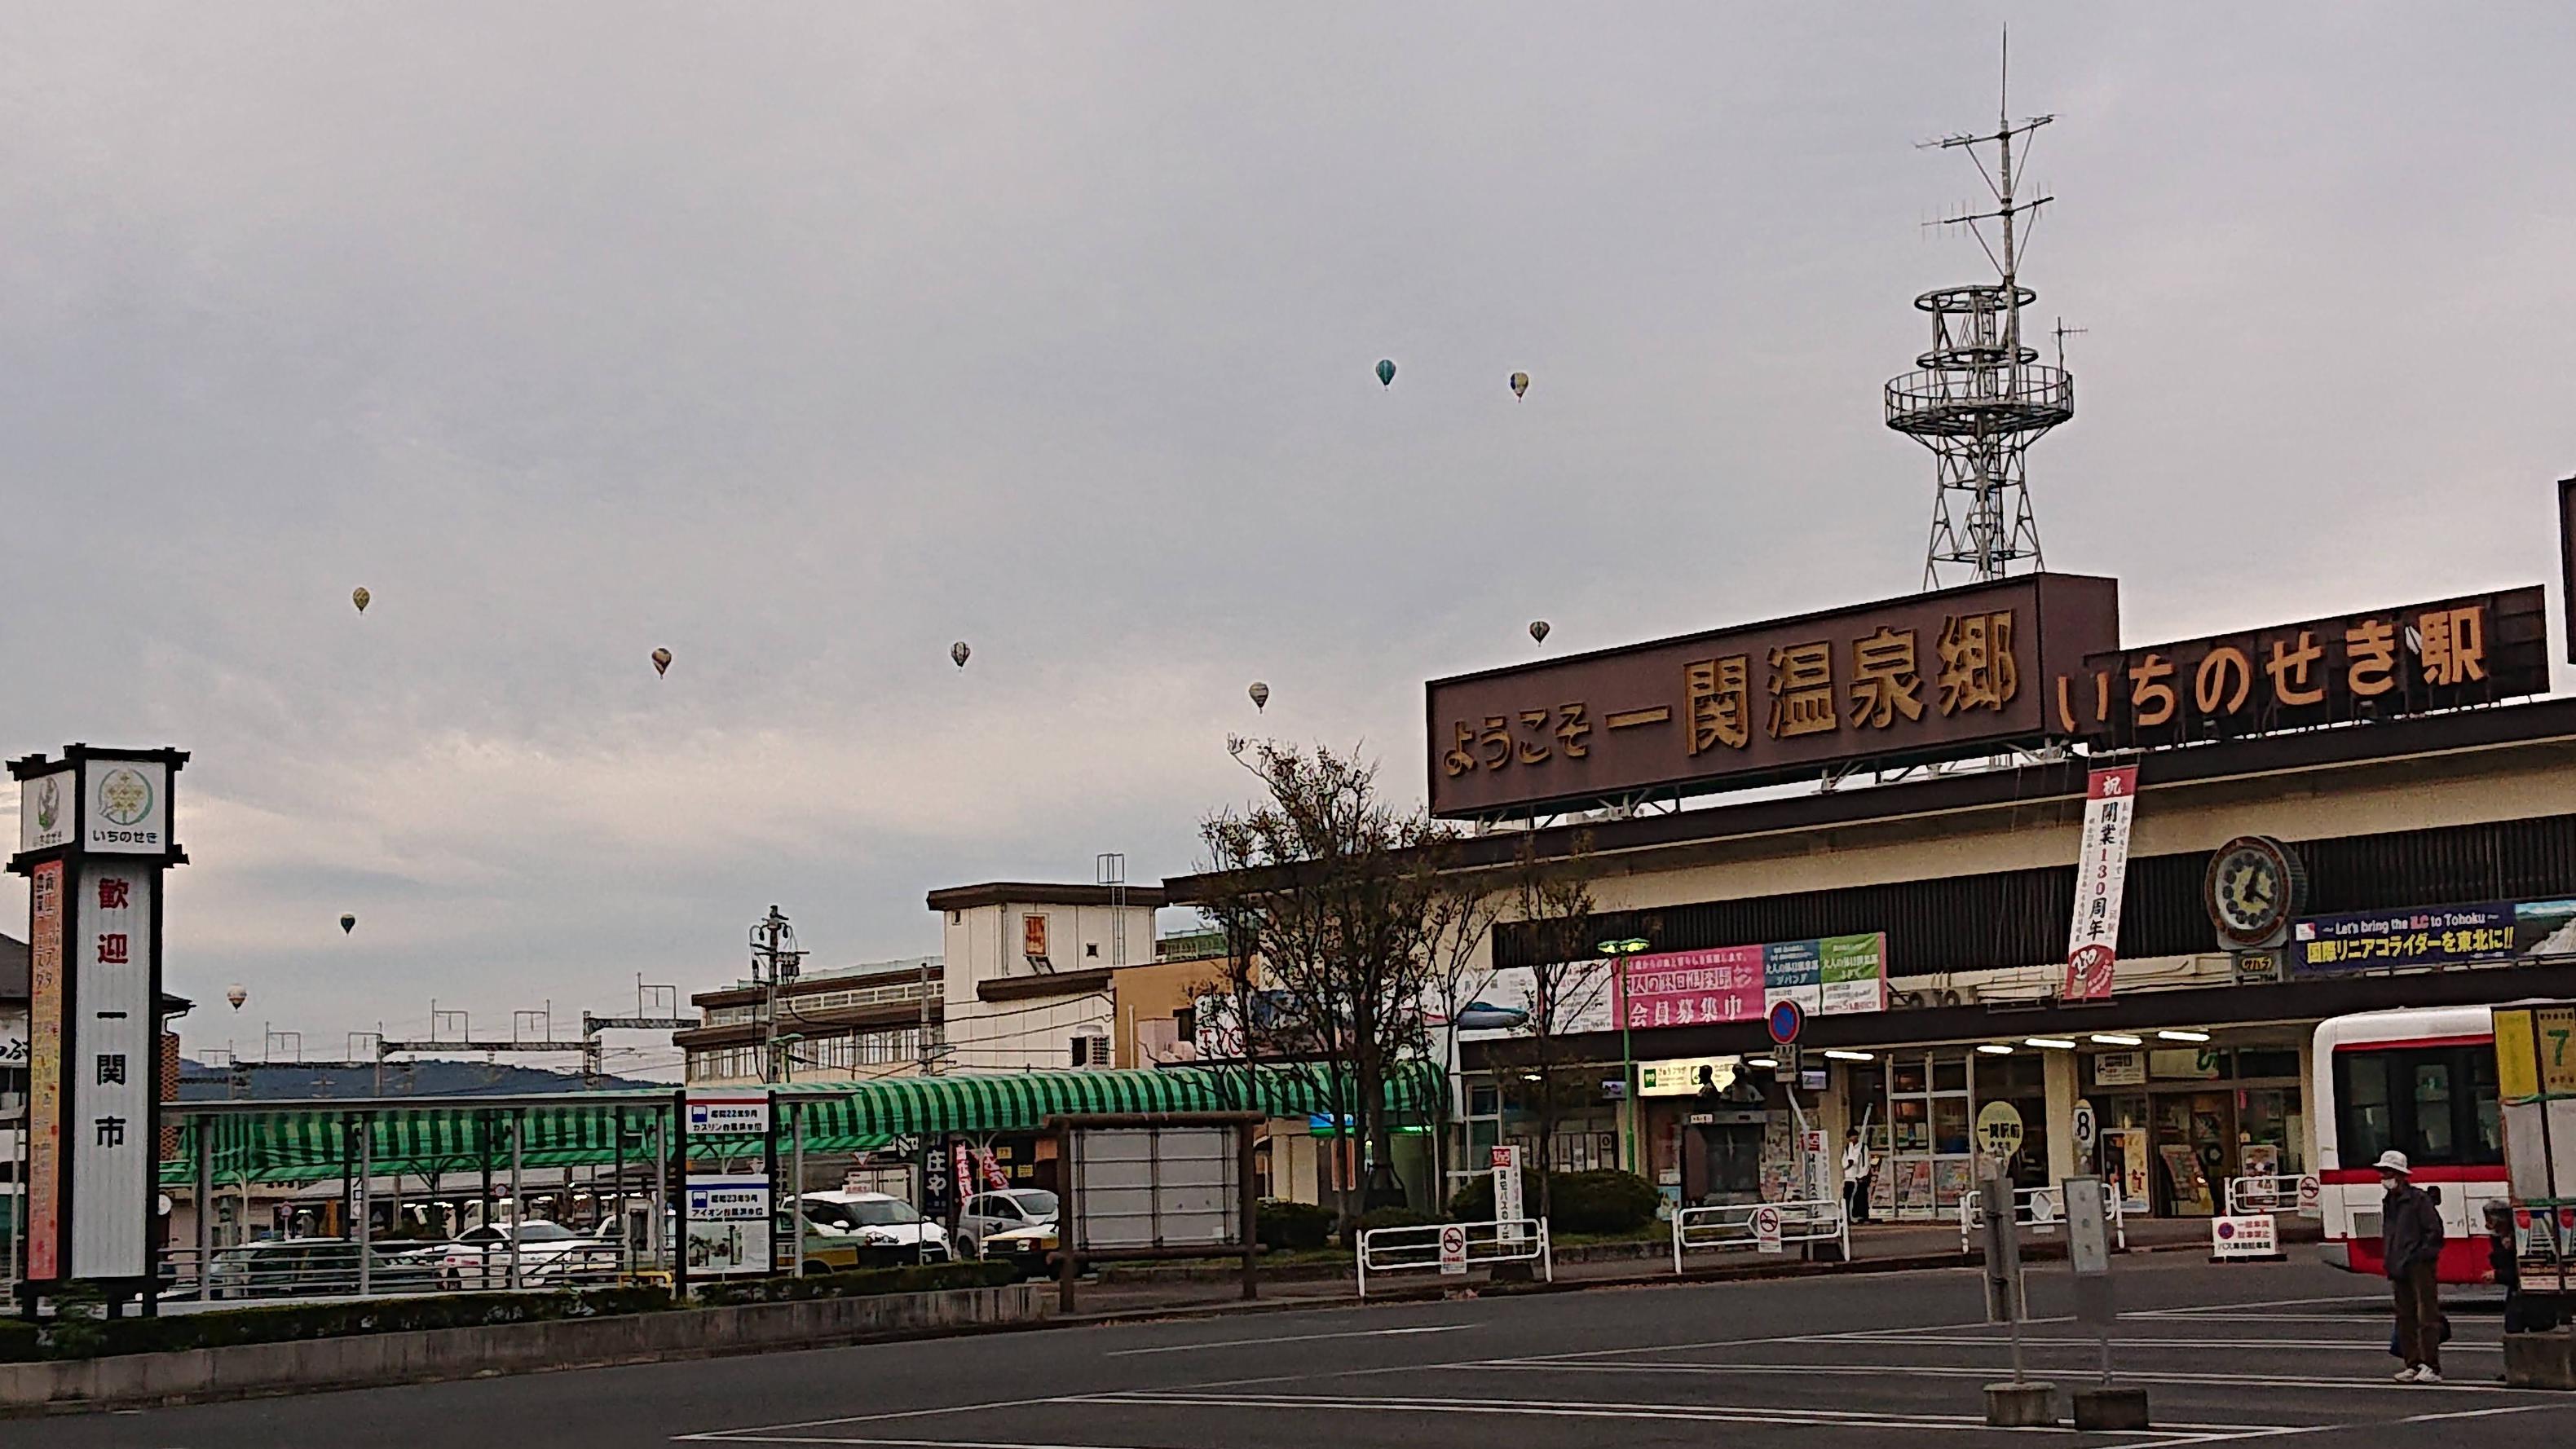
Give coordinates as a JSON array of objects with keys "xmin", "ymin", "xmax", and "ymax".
[
  {"xmin": 1448, "ymin": 1169, "xmax": 1658, "ymax": 1235},
  {"xmin": 694, "ymin": 1260, "xmax": 1014, "ymax": 1306},
  {"xmin": 27, "ymin": 1285, "xmax": 674, "ymax": 1361},
  {"xmin": 1346, "ymin": 1206, "xmax": 1440, "ymax": 1244},
  {"xmin": 0, "ymin": 1315, "xmax": 42, "ymax": 1363},
  {"xmin": 1255, "ymin": 1198, "xmax": 1336, "ymax": 1253}
]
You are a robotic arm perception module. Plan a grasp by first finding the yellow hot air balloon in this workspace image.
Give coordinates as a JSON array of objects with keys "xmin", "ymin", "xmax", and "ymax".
[
  {"xmin": 1510, "ymin": 372, "xmax": 1529, "ymax": 400},
  {"xmin": 351, "ymin": 587, "xmax": 371, "ymax": 614},
  {"xmin": 651, "ymin": 648, "xmax": 673, "ymax": 677}
]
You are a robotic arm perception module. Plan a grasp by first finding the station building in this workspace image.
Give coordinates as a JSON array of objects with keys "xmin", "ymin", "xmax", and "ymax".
[{"xmin": 1396, "ymin": 569, "xmax": 2574, "ymax": 1222}]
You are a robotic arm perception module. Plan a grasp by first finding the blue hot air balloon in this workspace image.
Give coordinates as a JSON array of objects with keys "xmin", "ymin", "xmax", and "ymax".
[{"xmin": 1375, "ymin": 359, "xmax": 1396, "ymax": 387}]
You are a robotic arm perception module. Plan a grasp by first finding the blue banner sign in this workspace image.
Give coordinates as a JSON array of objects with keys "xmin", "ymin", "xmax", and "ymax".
[{"xmin": 2291, "ymin": 899, "xmax": 2576, "ymax": 976}]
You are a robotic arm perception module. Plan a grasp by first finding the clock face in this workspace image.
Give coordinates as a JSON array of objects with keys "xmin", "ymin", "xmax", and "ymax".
[{"xmin": 2206, "ymin": 836, "xmax": 2299, "ymax": 947}]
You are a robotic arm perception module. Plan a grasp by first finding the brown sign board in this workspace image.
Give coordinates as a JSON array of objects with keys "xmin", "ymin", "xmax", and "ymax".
[
  {"xmin": 2070, "ymin": 586, "xmax": 2550, "ymax": 751},
  {"xmin": 1425, "ymin": 574, "xmax": 2120, "ymax": 818}
]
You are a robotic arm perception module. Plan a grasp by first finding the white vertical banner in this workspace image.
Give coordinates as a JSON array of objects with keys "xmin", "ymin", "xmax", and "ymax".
[
  {"xmin": 69, "ymin": 863, "xmax": 153, "ymax": 1280},
  {"xmin": 2064, "ymin": 765, "xmax": 2140, "ymax": 1002}
]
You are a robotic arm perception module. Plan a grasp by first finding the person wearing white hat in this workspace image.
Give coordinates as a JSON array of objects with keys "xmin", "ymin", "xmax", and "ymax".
[{"xmin": 2375, "ymin": 1149, "xmax": 2448, "ymax": 1382}]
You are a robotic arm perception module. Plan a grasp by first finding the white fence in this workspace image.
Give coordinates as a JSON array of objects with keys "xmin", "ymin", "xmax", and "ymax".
[
  {"xmin": 2225, "ymin": 1173, "xmax": 2322, "ymax": 1218},
  {"xmin": 1671, "ymin": 1198, "xmax": 1847, "ymax": 1273},
  {"xmin": 1355, "ymin": 1218, "xmax": 1549, "ymax": 1298},
  {"xmin": 1958, "ymin": 1183, "xmax": 2125, "ymax": 1254}
]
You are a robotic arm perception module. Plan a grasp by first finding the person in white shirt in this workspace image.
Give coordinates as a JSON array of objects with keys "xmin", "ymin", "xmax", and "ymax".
[{"xmin": 1842, "ymin": 1130, "xmax": 1873, "ymax": 1224}]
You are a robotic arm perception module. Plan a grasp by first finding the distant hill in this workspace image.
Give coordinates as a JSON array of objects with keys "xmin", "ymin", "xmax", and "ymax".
[{"xmin": 175, "ymin": 1058, "xmax": 663, "ymax": 1100}]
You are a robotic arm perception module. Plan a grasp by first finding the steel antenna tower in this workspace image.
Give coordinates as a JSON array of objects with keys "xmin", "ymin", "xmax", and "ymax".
[{"xmin": 1886, "ymin": 33, "xmax": 2074, "ymax": 588}]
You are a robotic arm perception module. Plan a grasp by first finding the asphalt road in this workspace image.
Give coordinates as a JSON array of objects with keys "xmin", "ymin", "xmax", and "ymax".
[{"xmin": 18, "ymin": 1255, "xmax": 2574, "ymax": 1448}]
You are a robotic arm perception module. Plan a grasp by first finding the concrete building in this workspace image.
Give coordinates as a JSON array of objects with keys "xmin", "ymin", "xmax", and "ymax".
[
  {"xmin": 674, "ymin": 955, "xmax": 942, "ymax": 1086},
  {"xmin": 927, "ymin": 883, "xmax": 1167, "ymax": 1072}
]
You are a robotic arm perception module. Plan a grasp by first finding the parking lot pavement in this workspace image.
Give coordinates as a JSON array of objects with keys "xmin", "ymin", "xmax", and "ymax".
[{"xmin": 15, "ymin": 1256, "xmax": 2574, "ymax": 1448}]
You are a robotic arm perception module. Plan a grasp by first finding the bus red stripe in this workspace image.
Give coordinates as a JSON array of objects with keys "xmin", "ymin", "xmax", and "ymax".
[
  {"xmin": 2330, "ymin": 1034, "xmax": 2490, "ymax": 1053},
  {"xmin": 2318, "ymin": 1165, "xmax": 2503, "ymax": 1185}
]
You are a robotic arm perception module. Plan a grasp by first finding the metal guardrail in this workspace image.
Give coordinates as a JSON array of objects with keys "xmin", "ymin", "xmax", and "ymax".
[
  {"xmin": 159, "ymin": 1241, "xmax": 655, "ymax": 1302},
  {"xmin": 1355, "ymin": 1218, "xmax": 1549, "ymax": 1298},
  {"xmin": 1671, "ymin": 1198, "xmax": 1846, "ymax": 1272},
  {"xmin": 2225, "ymin": 1173, "xmax": 2322, "ymax": 1218},
  {"xmin": 1959, "ymin": 1183, "xmax": 2125, "ymax": 1254}
]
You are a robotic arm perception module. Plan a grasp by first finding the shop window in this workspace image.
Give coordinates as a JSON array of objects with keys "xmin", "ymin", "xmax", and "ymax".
[{"xmin": 2236, "ymin": 1048, "xmax": 2300, "ymax": 1080}]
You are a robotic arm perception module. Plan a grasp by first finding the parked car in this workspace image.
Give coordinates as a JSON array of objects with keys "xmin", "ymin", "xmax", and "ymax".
[
  {"xmin": 205, "ymin": 1237, "xmax": 441, "ymax": 1299},
  {"xmin": 957, "ymin": 1188, "xmax": 1057, "ymax": 1259},
  {"xmin": 433, "ymin": 1219, "xmax": 599, "ymax": 1288},
  {"xmin": 975, "ymin": 1220, "xmax": 1059, "ymax": 1278},
  {"xmin": 797, "ymin": 1191, "xmax": 952, "ymax": 1266}
]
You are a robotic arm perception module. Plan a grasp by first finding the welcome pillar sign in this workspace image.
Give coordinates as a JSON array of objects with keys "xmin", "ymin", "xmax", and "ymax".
[{"xmin": 7, "ymin": 745, "xmax": 187, "ymax": 1301}]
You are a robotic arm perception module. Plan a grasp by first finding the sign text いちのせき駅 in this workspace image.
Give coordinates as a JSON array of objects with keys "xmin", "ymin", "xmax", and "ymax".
[
  {"xmin": 1424, "ymin": 575, "xmax": 2119, "ymax": 817},
  {"xmin": 2063, "ymin": 765, "xmax": 2139, "ymax": 1002},
  {"xmin": 2066, "ymin": 587, "xmax": 2547, "ymax": 749}
]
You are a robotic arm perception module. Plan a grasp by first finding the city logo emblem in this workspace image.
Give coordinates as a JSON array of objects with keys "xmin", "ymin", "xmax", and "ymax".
[{"xmin": 96, "ymin": 767, "xmax": 153, "ymax": 826}]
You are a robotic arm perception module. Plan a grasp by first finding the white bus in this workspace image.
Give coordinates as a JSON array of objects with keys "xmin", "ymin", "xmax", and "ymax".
[{"xmin": 2313, "ymin": 1005, "xmax": 2506, "ymax": 1284}]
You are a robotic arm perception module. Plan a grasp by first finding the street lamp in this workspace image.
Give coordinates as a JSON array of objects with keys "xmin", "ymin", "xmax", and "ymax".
[{"xmin": 1597, "ymin": 937, "xmax": 1652, "ymax": 1175}]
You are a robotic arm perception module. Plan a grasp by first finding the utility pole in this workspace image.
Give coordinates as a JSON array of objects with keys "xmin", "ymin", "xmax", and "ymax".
[{"xmin": 748, "ymin": 906, "xmax": 803, "ymax": 1086}]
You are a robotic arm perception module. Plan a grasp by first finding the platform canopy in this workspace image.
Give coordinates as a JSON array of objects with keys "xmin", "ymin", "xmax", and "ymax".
[{"xmin": 163, "ymin": 1061, "xmax": 1443, "ymax": 1187}]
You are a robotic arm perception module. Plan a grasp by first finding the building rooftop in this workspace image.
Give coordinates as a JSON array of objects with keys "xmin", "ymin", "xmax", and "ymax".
[{"xmin": 925, "ymin": 881, "xmax": 1169, "ymax": 912}]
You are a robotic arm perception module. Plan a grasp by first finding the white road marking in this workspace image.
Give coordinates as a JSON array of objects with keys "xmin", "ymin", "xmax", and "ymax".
[
  {"xmin": 2126, "ymin": 1295, "xmax": 2384, "ymax": 1318},
  {"xmin": 1796, "ymin": 1333, "xmax": 2499, "ymax": 1353},
  {"xmin": 1105, "ymin": 1324, "xmax": 1472, "ymax": 1356},
  {"xmin": 1078, "ymin": 1389, "xmax": 2165, "ymax": 1435},
  {"xmin": 676, "ymin": 1396, "xmax": 1083, "ymax": 1440},
  {"xmin": 1457, "ymin": 1359, "xmax": 2546, "ymax": 1394}
]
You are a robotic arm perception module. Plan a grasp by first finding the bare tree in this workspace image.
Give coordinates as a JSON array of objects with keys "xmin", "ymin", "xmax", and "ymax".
[
  {"xmin": 1491, "ymin": 834, "xmax": 1607, "ymax": 1223},
  {"xmin": 1193, "ymin": 742, "xmax": 1444, "ymax": 1228},
  {"xmin": 1414, "ymin": 843, "xmax": 1503, "ymax": 1205}
]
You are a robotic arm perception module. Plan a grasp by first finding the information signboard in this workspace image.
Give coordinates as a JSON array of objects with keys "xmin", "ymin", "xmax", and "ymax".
[
  {"xmin": 2211, "ymin": 1213, "xmax": 2279, "ymax": 1261},
  {"xmin": 685, "ymin": 1177, "xmax": 773, "ymax": 1276}
]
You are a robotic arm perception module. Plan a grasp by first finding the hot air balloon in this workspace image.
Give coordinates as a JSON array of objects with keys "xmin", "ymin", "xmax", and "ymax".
[
  {"xmin": 651, "ymin": 648, "xmax": 673, "ymax": 677},
  {"xmin": 1375, "ymin": 359, "xmax": 1396, "ymax": 388},
  {"xmin": 951, "ymin": 641, "xmax": 971, "ymax": 669},
  {"xmin": 226, "ymin": 984, "xmax": 247, "ymax": 1012},
  {"xmin": 1510, "ymin": 372, "xmax": 1529, "ymax": 400},
  {"xmin": 339, "ymin": 914, "xmax": 357, "ymax": 935},
  {"xmin": 351, "ymin": 586, "xmax": 371, "ymax": 614},
  {"xmin": 1248, "ymin": 680, "xmax": 1271, "ymax": 712},
  {"xmin": 1529, "ymin": 620, "xmax": 1550, "ymax": 645}
]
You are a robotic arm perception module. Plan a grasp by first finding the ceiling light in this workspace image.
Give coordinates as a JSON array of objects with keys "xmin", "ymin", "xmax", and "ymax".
[
  {"xmin": 1822, "ymin": 1049, "xmax": 1874, "ymax": 1062},
  {"xmin": 2089, "ymin": 1033, "xmax": 2143, "ymax": 1046},
  {"xmin": 2157, "ymin": 1029, "xmax": 2211, "ymax": 1043},
  {"xmin": 1975, "ymin": 1043, "xmax": 2014, "ymax": 1055},
  {"xmin": 1746, "ymin": 1056, "xmax": 1777, "ymax": 1068},
  {"xmin": 2025, "ymin": 1037, "xmax": 2077, "ymax": 1050}
]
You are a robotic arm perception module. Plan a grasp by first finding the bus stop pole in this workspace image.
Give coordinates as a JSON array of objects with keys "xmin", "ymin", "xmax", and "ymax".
[
  {"xmin": 790, "ymin": 1103, "xmax": 806, "ymax": 1279},
  {"xmin": 508, "ymin": 1109, "xmax": 525, "ymax": 1292},
  {"xmin": 356, "ymin": 1112, "xmax": 373, "ymax": 1297},
  {"xmin": 193, "ymin": 1111, "xmax": 213, "ymax": 1302}
]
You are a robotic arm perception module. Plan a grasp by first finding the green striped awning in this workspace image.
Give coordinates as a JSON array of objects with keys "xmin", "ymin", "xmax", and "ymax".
[{"xmin": 161, "ymin": 1061, "xmax": 1442, "ymax": 1187}]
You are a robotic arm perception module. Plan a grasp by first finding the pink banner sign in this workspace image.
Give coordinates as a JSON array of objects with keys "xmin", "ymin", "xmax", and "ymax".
[{"xmin": 1621, "ymin": 946, "xmax": 1765, "ymax": 1029}]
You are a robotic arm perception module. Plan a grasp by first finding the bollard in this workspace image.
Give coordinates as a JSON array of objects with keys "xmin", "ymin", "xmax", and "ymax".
[
  {"xmin": 2072, "ymin": 1386, "xmax": 2152, "ymax": 1430},
  {"xmin": 1984, "ymin": 1381, "xmax": 2057, "ymax": 1428}
]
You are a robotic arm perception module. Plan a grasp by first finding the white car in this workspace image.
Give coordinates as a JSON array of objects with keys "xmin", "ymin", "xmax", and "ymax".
[
  {"xmin": 958, "ymin": 1188, "xmax": 1058, "ymax": 1258},
  {"xmin": 798, "ymin": 1191, "xmax": 954, "ymax": 1266},
  {"xmin": 433, "ymin": 1220, "xmax": 606, "ymax": 1288}
]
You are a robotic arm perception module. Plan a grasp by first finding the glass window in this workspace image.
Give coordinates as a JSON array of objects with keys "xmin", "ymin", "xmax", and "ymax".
[
  {"xmin": 1932, "ymin": 1097, "xmax": 1970, "ymax": 1155},
  {"xmin": 2472, "ymin": 1050, "xmax": 2503, "ymax": 1161},
  {"xmin": 1893, "ymin": 1058, "xmax": 1929, "ymax": 1094},
  {"xmin": 2410, "ymin": 1061, "xmax": 2455, "ymax": 1161},
  {"xmin": 2336, "ymin": 1051, "xmax": 2394, "ymax": 1164},
  {"xmin": 1933, "ymin": 1057, "xmax": 1968, "ymax": 1093},
  {"xmin": 2236, "ymin": 1048, "xmax": 2301, "ymax": 1080}
]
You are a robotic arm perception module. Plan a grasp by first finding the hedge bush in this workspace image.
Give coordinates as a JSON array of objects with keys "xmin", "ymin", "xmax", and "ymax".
[
  {"xmin": 1255, "ymin": 1199, "xmax": 1337, "ymax": 1253},
  {"xmin": 1346, "ymin": 1206, "xmax": 1440, "ymax": 1242},
  {"xmin": 1, "ymin": 1286, "xmax": 673, "ymax": 1363},
  {"xmin": 1448, "ymin": 1169, "xmax": 1659, "ymax": 1235},
  {"xmin": 0, "ymin": 1262, "xmax": 1023, "ymax": 1362},
  {"xmin": 694, "ymin": 1260, "xmax": 1015, "ymax": 1306}
]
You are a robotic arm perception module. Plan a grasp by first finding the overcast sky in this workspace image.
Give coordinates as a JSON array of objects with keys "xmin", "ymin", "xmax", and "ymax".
[{"xmin": 2, "ymin": 7, "xmax": 2571, "ymax": 1077}]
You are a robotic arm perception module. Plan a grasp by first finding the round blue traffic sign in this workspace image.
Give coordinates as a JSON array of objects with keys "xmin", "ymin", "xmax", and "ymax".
[{"xmin": 1767, "ymin": 998, "xmax": 1803, "ymax": 1046}]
